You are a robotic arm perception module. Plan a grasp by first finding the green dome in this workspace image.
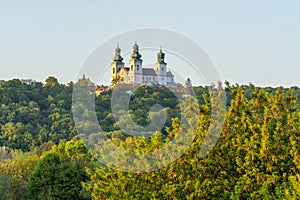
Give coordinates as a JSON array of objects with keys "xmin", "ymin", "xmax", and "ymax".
[
  {"xmin": 113, "ymin": 46, "xmax": 123, "ymax": 62},
  {"xmin": 133, "ymin": 43, "xmax": 139, "ymax": 51},
  {"xmin": 157, "ymin": 48, "xmax": 166, "ymax": 63},
  {"xmin": 131, "ymin": 42, "xmax": 142, "ymax": 59}
]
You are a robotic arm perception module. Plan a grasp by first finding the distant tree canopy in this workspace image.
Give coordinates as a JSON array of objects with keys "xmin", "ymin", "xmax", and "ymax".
[
  {"xmin": 45, "ymin": 76, "xmax": 59, "ymax": 87},
  {"xmin": 0, "ymin": 78, "xmax": 75, "ymax": 151},
  {"xmin": 1, "ymin": 77, "xmax": 300, "ymax": 152},
  {"xmin": 0, "ymin": 77, "xmax": 217, "ymax": 151}
]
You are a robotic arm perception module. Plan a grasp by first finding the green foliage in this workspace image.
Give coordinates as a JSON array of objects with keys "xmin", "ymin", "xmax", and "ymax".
[
  {"xmin": 1, "ymin": 77, "xmax": 300, "ymax": 199},
  {"xmin": 45, "ymin": 76, "xmax": 59, "ymax": 87},
  {"xmin": 0, "ymin": 77, "xmax": 75, "ymax": 151},
  {"xmin": 0, "ymin": 173, "xmax": 11, "ymax": 200},
  {"xmin": 27, "ymin": 140, "xmax": 93, "ymax": 200},
  {"xmin": 27, "ymin": 153, "xmax": 62, "ymax": 199},
  {"xmin": 0, "ymin": 150, "xmax": 40, "ymax": 200},
  {"xmin": 95, "ymin": 85, "xmax": 182, "ymax": 135},
  {"xmin": 85, "ymin": 83, "xmax": 300, "ymax": 199}
]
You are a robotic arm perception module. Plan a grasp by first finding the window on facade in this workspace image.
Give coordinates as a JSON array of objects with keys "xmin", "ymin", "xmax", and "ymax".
[
  {"xmin": 153, "ymin": 77, "xmax": 155, "ymax": 81},
  {"xmin": 162, "ymin": 67, "xmax": 164, "ymax": 71},
  {"xmin": 142, "ymin": 77, "xmax": 144, "ymax": 80},
  {"xmin": 149, "ymin": 77, "xmax": 151, "ymax": 80},
  {"xmin": 131, "ymin": 65, "xmax": 133, "ymax": 71},
  {"xmin": 162, "ymin": 77, "xmax": 164, "ymax": 80},
  {"xmin": 146, "ymin": 77, "xmax": 148, "ymax": 80},
  {"xmin": 113, "ymin": 68, "xmax": 115, "ymax": 74},
  {"xmin": 137, "ymin": 65, "xmax": 139, "ymax": 71}
]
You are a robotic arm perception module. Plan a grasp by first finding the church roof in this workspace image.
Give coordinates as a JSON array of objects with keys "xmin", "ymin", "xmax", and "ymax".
[
  {"xmin": 117, "ymin": 67, "xmax": 129, "ymax": 73},
  {"xmin": 142, "ymin": 68, "xmax": 157, "ymax": 76},
  {"xmin": 167, "ymin": 71, "xmax": 174, "ymax": 77}
]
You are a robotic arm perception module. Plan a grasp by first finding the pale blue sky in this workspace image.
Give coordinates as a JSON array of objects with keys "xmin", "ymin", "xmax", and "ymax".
[{"xmin": 0, "ymin": 1, "xmax": 299, "ymax": 86}]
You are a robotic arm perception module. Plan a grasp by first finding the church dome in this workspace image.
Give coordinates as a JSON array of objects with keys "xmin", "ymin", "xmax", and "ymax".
[
  {"xmin": 113, "ymin": 46, "xmax": 123, "ymax": 62},
  {"xmin": 130, "ymin": 42, "xmax": 142, "ymax": 59},
  {"xmin": 157, "ymin": 48, "xmax": 166, "ymax": 63}
]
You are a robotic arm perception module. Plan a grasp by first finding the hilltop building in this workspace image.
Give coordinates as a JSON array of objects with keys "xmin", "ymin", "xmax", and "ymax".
[
  {"xmin": 78, "ymin": 42, "xmax": 193, "ymax": 96},
  {"xmin": 111, "ymin": 42, "xmax": 175, "ymax": 86}
]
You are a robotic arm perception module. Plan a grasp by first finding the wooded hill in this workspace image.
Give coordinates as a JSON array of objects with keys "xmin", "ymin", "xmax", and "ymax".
[{"xmin": 0, "ymin": 77, "xmax": 299, "ymax": 199}]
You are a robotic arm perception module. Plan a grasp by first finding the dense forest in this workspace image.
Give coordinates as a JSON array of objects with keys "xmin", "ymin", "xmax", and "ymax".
[{"xmin": 0, "ymin": 77, "xmax": 299, "ymax": 199}]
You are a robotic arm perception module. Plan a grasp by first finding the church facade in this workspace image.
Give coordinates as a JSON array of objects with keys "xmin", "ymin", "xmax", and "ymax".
[{"xmin": 111, "ymin": 43, "xmax": 175, "ymax": 86}]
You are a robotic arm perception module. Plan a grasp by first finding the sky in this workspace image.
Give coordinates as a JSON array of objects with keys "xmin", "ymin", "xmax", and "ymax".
[{"xmin": 0, "ymin": 0, "xmax": 299, "ymax": 87}]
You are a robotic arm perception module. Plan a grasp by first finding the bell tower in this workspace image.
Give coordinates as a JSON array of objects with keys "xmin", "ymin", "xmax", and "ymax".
[
  {"xmin": 128, "ymin": 42, "xmax": 143, "ymax": 84},
  {"xmin": 111, "ymin": 45, "xmax": 124, "ymax": 81},
  {"xmin": 155, "ymin": 48, "xmax": 167, "ymax": 85}
]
